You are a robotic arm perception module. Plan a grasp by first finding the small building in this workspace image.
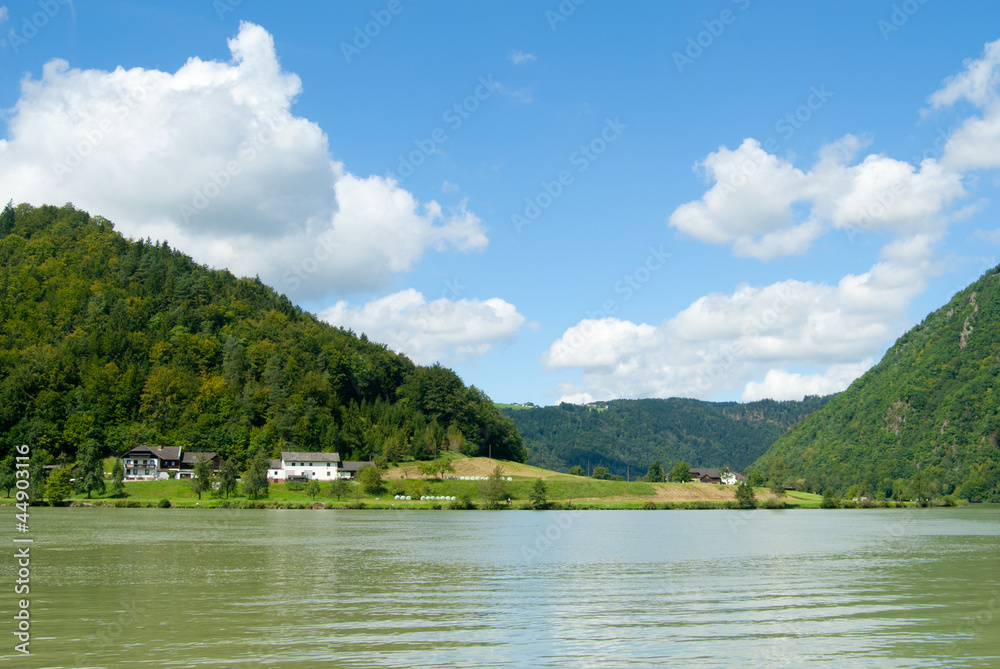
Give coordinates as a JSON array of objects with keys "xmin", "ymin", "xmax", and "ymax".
[
  {"xmin": 689, "ymin": 468, "xmax": 747, "ymax": 485},
  {"xmin": 267, "ymin": 452, "xmax": 341, "ymax": 482},
  {"xmin": 122, "ymin": 445, "xmax": 182, "ymax": 480},
  {"xmin": 178, "ymin": 452, "xmax": 220, "ymax": 478},
  {"xmin": 339, "ymin": 460, "xmax": 374, "ymax": 480}
]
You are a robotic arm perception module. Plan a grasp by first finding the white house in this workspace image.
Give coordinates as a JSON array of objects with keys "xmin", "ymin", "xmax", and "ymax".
[
  {"xmin": 122, "ymin": 445, "xmax": 182, "ymax": 480},
  {"xmin": 267, "ymin": 452, "xmax": 341, "ymax": 482}
]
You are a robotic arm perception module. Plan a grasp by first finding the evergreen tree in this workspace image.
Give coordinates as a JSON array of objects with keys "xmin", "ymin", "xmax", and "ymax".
[
  {"xmin": 75, "ymin": 439, "xmax": 106, "ymax": 499},
  {"xmin": 734, "ymin": 481, "xmax": 756, "ymax": 509},
  {"xmin": 217, "ymin": 458, "xmax": 238, "ymax": 498},
  {"xmin": 109, "ymin": 458, "xmax": 126, "ymax": 497},
  {"xmin": 189, "ymin": 458, "xmax": 213, "ymax": 499},
  {"xmin": 644, "ymin": 460, "xmax": 665, "ymax": 482},
  {"xmin": 0, "ymin": 200, "xmax": 14, "ymax": 237},
  {"xmin": 241, "ymin": 452, "xmax": 269, "ymax": 500},
  {"xmin": 529, "ymin": 478, "xmax": 548, "ymax": 509},
  {"xmin": 46, "ymin": 466, "xmax": 73, "ymax": 505}
]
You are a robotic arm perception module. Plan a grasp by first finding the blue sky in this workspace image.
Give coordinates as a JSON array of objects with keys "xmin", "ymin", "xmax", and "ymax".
[{"xmin": 3, "ymin": 1, "xmax": 1000, "ymax": 406}]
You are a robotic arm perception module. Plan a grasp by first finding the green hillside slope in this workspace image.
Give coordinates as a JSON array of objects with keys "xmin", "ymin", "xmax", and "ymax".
[
  {"xmin": 755, "ymin": 267, "xmax": 1000, "ymax": 502},
  {"xmin": 0, "ymin": 203, "xmax": 523, "ymax": 466},
  {"xmin": 502, "ymin": 396, "xmax": 828, "ymax": 476}
]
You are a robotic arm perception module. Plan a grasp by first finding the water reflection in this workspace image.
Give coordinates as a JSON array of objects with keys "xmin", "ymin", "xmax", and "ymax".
[{"xmin": 2, "ymin": 507, "xmax": 997, "ymax": 668}]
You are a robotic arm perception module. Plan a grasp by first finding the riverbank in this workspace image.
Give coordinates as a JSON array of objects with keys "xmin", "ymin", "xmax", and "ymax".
[{"xmin": 0, "ymin": 453, "xmax": 933, "ymax": 509}]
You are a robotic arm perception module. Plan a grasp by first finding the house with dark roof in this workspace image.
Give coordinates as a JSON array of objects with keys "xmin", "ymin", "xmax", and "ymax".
[
  {"xmin": 122, "ymin": 445, "xmax": 182, "ymax": 480},
  {"xmin": 689, "ymin": 468, "xmax": 748, "ymax": 485},
  {"xmin": 178, "ymin": 452, "xmax": 220, "ymax": 478},
  {"xmin": 267, "ymin": 452, "xmax": 341, "ymax": 482},
  {"xmin": 338, "ymin": 460, "xmax": 374, "ymax": 480}
]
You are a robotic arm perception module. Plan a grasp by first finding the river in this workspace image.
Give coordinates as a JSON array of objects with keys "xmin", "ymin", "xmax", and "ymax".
[{"xmin": 2, "ymin": 506, "xmax": 999, "ymax": 668}]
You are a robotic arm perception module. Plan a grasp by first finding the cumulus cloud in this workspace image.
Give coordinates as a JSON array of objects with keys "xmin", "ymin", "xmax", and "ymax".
[
  {"xmin": 668, "ymin": 136, "xmax": 964, "ymax": 259},
  {"xmin": 322, "ymin": 289, "xmax": 525, "ymax": 365},
  {"xmin": 740, "ymin": 359, "xmax": 874, "ymax": 402},
  {"xmin": 0, "ymin": 22, "xmax": 487, "ymax": 299},
  {"xmin": 927, "ymin": 39, "xmax": 1000, "ymax": 171},
  {"xmin": 544, "ymin": 236, "xmax": 938, "ymax": 402}
]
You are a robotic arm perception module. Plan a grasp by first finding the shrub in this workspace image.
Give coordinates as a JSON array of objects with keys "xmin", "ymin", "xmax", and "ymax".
[
  {"xmin": 157, "ymin": 498, "xmax": 171, "ymax": 508},
  {"xmin": 641, "ymin": 501, "xmax": 658, "ymax": 510}
]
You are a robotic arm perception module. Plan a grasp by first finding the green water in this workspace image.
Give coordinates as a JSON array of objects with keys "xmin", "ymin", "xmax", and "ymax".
[{"xmin": 2, "ymin": 507, "xmax": 998, "ymax": 668}]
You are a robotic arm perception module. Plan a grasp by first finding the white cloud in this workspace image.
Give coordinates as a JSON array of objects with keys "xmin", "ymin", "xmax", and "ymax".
[
  {"xmin": 928, "ymin": 39, "xmax": 1000, "ymax": 170},
  {"xmin": 441, "ymin": 180, "xmax": 459, "ymax": 193},
  {"xmin": 544, "ymin": 236, "xmax": 938, "ymax": 403},
  {"xmin": 740, "ymin": 359, "xmax": 874, "ymax": 402},
  {"xmin": 508, "ymin": 50, "xmax": 536, "ymax": 65},
  {"xmin": 0, "ymin": 6, "xmax": 9, "ymax": 23},
  {"xmin": 0, "ymin": 22, "xmax": 487, "ymax": 299},
  {"xmin": 668, "ymin": 136, "xmax": 964, "ymax": 259},
  {"xmin": 322, "ymin": 289, "xmax": 525, "ymax": 365}
]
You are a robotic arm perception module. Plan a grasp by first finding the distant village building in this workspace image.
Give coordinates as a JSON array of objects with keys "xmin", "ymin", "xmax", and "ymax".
[{"xmin": 689, "ymin": 467, "xmax": 748, "ymax": 485}]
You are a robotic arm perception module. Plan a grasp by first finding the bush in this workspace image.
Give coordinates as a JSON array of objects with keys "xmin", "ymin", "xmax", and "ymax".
[
  {"xmin": 158, "ymin": 498, "xmax": 171, "ymax": 508},
  {"xmin": 641, "ymin": 501, "xmax": 658, "ymax": 510}
]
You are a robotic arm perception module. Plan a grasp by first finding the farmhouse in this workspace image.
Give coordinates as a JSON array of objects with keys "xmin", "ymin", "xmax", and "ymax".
[
  {"xmin": 689, "ymin": 468, "xmax": 748, "ymax": 485},
  {"xmin": 122, "ymin": 445, "xmax": 182, "ymax": 480},
  {"xmin": 267, "ymin": 452, "xmax": 341, "ymax": 483}
]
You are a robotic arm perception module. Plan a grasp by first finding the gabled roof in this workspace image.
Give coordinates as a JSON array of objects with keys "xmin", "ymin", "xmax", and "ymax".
[
  {"xmin": 126, "ymin": 444, "xmax": 182, "ymax": 461},
  {"xmin": 690, "ymin": 467, "xmax": 721, "ymax": 479},
  {"xmin": 340, "ymin": 460, "xmax": 373, "ymax": 472},
  {"xmin": 281, "ymin": 452, "xmax": 340, "ymax": 463},
  {"xmin": 182, "ymin": 452, "xmax": 217, "ymax": 464},
  {"xmin": 268, "ymin": 459, "xmax": 282, "ymax": 470}
]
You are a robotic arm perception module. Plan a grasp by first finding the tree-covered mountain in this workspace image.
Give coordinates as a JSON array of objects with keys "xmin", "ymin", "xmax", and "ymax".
[
  {"xmin": 0, "ymin": 203, "xmax": 524, "ymax": 467},
  {"xmin": 501, "ymin": 396, "xmax": 828, "ymax": 477},
  {"xmin": 754, "ymin": 266, "xmax": 1000, "ymax": 502}
]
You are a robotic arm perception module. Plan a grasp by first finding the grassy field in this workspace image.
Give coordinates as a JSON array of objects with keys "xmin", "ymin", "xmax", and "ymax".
[{"xmin": 0, "ymin": 454, "xmax": 834, "ymax": 510}]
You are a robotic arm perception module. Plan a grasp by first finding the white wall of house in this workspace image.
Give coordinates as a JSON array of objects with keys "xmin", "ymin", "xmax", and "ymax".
[
  {"xmin": 123, "ymin": 457, "xmax": 159, "ymax": 480},
  {"xmin": 281, "ymin": 460, "xmax": 339, "ymax": 480}
]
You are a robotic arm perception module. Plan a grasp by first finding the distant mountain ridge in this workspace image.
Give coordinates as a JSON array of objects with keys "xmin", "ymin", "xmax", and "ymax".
[
  {"xmin": 754, "ymin": 266, "xmax": 1000, "ymax": 502},
  {"xmin": 501, "ymin": 396, "xmax": 829, "ymax": 477}
]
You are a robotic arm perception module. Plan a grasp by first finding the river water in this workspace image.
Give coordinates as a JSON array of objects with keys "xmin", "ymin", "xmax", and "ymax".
[{"xmin": 2, "ymin": 506, "xmax": 999, "ymax": 668}]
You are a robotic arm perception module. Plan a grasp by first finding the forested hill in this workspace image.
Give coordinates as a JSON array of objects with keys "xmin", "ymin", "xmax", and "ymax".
[
  {"xmin": 501, "ymin": 396, "xmax": 828, "ymax": 476},
  {"xmin": 754, "ymin": 266, "xmax": 1000, "ymax": 502},
  {"xmin": 0, "ymin": 203, "xmax": 524, "ymax": 466}
]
